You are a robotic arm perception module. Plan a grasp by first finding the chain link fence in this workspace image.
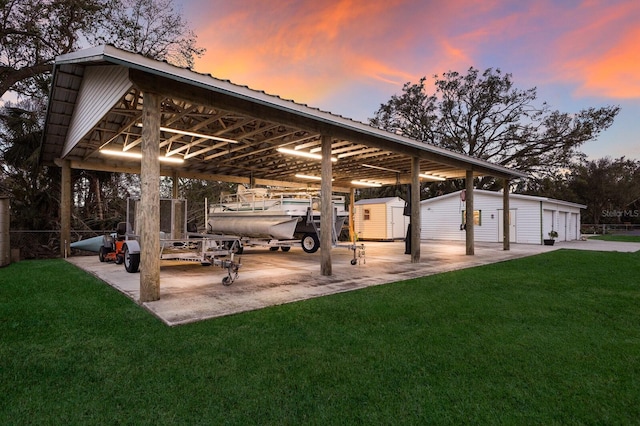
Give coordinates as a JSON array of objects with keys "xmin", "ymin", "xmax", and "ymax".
[{"xmin": 9, "ymin": 230, "xmax": 104, "ymax": 260}]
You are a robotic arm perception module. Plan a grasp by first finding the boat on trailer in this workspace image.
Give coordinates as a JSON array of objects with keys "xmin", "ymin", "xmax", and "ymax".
[
  {"xmin": 207, "ymin": 185, "xmax": 349, "ymax": 253},
  {"xmin": 72, "ymin": 198, "xmax": 243, "ymax": 285}
]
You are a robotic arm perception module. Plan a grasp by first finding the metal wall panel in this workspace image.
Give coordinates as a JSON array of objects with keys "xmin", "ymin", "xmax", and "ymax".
[{"xmin": 62, "ymin": 65, "xmax": 132, "ymax": 158}]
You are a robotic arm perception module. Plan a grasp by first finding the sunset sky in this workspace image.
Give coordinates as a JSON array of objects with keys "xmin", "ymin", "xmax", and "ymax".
[{"xmin": 178, "ymin": 0, "xmax": 639, "ymax": 160}]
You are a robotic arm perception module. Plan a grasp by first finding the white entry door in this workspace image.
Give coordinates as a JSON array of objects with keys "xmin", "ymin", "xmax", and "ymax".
[
  {"xmin": 391, "ymin": 206, "xmax": 406, "ymax": 239},
  {"xmin": 498, "ymin": 209, "xmax": 516, "ymax": 243}
]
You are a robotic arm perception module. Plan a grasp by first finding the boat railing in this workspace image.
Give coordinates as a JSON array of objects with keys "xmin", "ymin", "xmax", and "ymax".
[
  {"xmin": 212, "ymin": 190, "xmax": 347, "ymax": 215},
  {"xmin": 217, "ymin": 193, "xmax": 272, "ymax": 212}
]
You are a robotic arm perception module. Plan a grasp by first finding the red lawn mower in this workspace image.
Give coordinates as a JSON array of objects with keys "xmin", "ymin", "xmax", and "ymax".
[{"xmin": 98, "ymin": 222, "xmax": 129, "ymax": 264}]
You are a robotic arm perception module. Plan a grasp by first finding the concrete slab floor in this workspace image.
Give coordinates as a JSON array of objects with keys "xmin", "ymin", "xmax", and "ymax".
[{"xmin": 66, "ymin": 239, "xmax": 640, "ymax": 326}]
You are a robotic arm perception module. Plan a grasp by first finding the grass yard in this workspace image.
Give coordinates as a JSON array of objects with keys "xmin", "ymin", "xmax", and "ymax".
[
  {"xmin": 589, "ymin": 234, "xmax": 640, "ymax": 243},
  {"xmin": 1, "ymin": 250, "xmax": 640, "ymax": 424}
]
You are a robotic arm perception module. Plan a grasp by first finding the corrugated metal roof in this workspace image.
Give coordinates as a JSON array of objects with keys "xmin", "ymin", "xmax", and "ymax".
[
  {"xmin": 63, "ymin": 65, "xmax": 131, "ymax": 157},
  {"xmin": 41, "ymin": 45, "xmax": 528, "ymax": 189}
]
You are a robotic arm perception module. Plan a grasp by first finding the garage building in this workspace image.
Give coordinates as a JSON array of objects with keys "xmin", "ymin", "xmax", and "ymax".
[{"xmin": 421, "ymin": 190, "xmax": 586, "ymax": 244}]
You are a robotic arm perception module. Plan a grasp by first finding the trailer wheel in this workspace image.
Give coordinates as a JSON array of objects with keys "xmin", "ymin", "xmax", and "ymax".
[
  {"xmin": 98, "ymin": 246, "xmax": 108, "ymax": 262},
  {"xmin": 222, "ymin": 276, "xmax": 232, "ymax": 286},
  {"xmin": 281, "ymin": 246, "xmax": 291, "ymax": 252},
  {"xmin": 123, "ymin": 244, "xmax": 140, "ymax": 273},
  {"xmin": 269, "ymin": 246, "xmax": 279, "ymax": 251},
  {"xmin": 301, "ymin": 233, "xmax": 320, "ymax": 253}
]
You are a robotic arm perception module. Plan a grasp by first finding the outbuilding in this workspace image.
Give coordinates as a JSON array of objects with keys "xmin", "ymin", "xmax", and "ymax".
[
  {"xmin": 421, "ymin": 190, "xmax": 586, "ymax": 244},
  {"xmin": 354, "ymin": 197, "xmax": 409, "ymax": 241}
]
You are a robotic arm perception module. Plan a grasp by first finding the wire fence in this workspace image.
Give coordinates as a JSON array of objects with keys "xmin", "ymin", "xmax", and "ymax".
[
  {"xmin": 580, "ymin": 223, "xmax": 640, "ymax": 235},
  {"xmin": 8, "ymin": 203, "xmax": 209, "ymax": 261}
]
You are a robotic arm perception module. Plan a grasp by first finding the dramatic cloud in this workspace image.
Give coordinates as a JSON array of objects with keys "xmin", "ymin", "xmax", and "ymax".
[
  {"xmin": 553, "ymin": 2, "xmax": 640, "ymax": 98},
  {"xmin": 189, "ymin": 0, "xmax": 493, "ymax": 102},
  {"xmin": 182, "ymin": 0, "xmax": 639, "ymax": 157}
]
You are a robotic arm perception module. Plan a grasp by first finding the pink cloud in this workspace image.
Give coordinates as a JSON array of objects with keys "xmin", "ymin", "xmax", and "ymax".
[
  {"xmin": 187, "ymin": 0, "xmax": 640, "ymax": 108},
  {"xmin": 190, "ymin": 0, "xmax": 426, "ymax": 103},
  {"xmin": 550, "ymin": 1, "xmax": 640, "ymax": 98}
]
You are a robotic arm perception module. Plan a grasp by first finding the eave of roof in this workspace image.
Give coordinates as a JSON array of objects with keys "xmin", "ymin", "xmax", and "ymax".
[
  {"xmin": 421, "ymin": 189, "xmax": 586, "ymax": 209},
  {"xmin": 355, "ymin": 197, "xmax": 404, "ymax": 205}
]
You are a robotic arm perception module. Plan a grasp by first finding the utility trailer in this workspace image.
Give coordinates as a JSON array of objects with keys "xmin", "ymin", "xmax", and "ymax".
[{"xmin": 104, "ymin": 198, "xmax": 242, "ymax": 286}]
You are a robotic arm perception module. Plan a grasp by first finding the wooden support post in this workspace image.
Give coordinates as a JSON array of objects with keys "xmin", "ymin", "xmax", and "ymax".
[
  {"xmin": 503, "ymin": 178, "xmax": 510, "ymax": 251},
  {"xmin": 349, "ymin": 187, "xmax": 355, "ymax": 243},
  {"xmin": 139, "ymin": 92, "xmax": 161, "ymax": 302},
  {"xmin": 171, "ymin": 172, "xmax": 181, "ymax": 238},
  {"xmin": 465, "ymin": 169, "xmax": 474, "ymax": 255},
  {"xmin": 411, "ymin": 157, "xmax": 421, "ymax": 263},
  {"xmin": 320, "ymin": 134, "xmax": 332, "ymax": 276},
  {"xmin": 60, "ymin": 159, "xmax": 71, "ymax": 258}
]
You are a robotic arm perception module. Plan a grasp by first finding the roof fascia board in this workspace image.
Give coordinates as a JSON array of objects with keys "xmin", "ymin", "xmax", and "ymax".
[
  {"xmin": 421, "ymin": 189, "xmax": 585, "ymax": 209},
  {"xmin": 474, "ymin": 189, "xmax": 586, "ymax": 209}
]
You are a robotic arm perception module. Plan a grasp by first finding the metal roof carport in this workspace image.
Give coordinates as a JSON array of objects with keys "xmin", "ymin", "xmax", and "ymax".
[{"xmin": 41, "ymin": 45, "xmax": 527, "ymax": 302}]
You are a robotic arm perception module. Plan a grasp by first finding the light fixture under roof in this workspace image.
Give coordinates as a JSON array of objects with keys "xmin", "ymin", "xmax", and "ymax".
[
  {"xmin": 362, "ymin": 164, "xmax": 402, "ymax": 173},
  {"xmin": 100, "ymin": 149, "xmax": 184, "ymax": 164},
  {"xmin": 419, "ymin": 173, "xmax": 446, "ymax": 181},
  {"xmin": 277, "ymin": 147, "xmax": 337, "ymax": 162},
  {"xmin": 295, "ymin": 174, "xmax": 334, "ymax": 181},
  {"xmin": 136, "ymin": 124, "xmax": 238, "ymax": 144},
  {"xmin": 351, "ymin": 180, "xmax": 382, "ymax": 187}
]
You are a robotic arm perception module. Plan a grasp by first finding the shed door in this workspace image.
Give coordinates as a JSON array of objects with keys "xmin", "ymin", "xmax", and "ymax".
[
  {"xmin": 391, "ymin": 206, "xmax": 406, "ymax": 239},
  {"xmin": 498, "ymin": 209, "xmax": 516, "ymax": 243}
]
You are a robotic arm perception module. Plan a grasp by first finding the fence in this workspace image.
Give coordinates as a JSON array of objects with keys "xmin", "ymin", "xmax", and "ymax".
[
  {"xmin": 7, "ymin": 199, "xmax": 210, "ymax": 261},
  {"xmin": 581, "ymin": 223, "xmax": 640, "ymax": 235},
  {"xmin": 9, "ymin": 230, "xmax": 103, "ymax": 260}
]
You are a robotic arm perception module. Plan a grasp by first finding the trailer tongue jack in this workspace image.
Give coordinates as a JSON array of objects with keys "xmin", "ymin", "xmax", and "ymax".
[{"xmin": 204, "ymin": 254, "xmax": 241, "ymax": 286}]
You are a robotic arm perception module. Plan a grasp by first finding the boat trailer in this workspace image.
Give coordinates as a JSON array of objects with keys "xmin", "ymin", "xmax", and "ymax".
[
  {"xmin": 120, "ymin": 234, "xmax": 242, "ymax": 286},
  {"xmin": 100, "ymin": 198, "xmax": 242, "ymax": 286}
]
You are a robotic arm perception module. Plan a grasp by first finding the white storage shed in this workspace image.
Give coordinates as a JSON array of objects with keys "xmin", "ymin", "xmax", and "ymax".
[
  {"xmin": 354, "ymin": 197, "xmax": 410, "ymax": 241},
  {"xmin": 420, "ymin": 190, "xmax": 586, "ymax": 244}
]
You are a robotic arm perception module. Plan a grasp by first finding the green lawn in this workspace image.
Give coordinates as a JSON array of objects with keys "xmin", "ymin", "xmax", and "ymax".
[
  {"xmin": 2, "ymin": 250, "xmax": 640, "ymax": 424},
  {"xmin": 589, "ymin": 234, "xmax": 640, "ymax": 243}
]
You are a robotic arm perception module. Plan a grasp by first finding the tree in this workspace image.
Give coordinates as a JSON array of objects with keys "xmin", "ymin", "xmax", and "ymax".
[
  {"xmin": 1, "ymin": 0, "xmax": 102, "ymax": 99},
  {"xmin": 516, "ymin": 171, "xmax": 576, "ymax": 202},
  {"xmin": 0, "ymin": 104, "xmax": 59, "ymax": 230},
  {"xmin": 90, "ymin": 0, "xmax": 204, "ymax": 69},
  {"xmin": 0, "ymin": 0, "xmax": 204, "ymax": 101},
  {"xmin": 568, "ymin": 157, "xmax": 640, "ymax": 225},
  {"xmin": 0, "ymin": 0, "xmax": 205, "ymax": 255},
  {"xmin": 371, "ymin": 68, "xmax": 620, "ymax": 189}
]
